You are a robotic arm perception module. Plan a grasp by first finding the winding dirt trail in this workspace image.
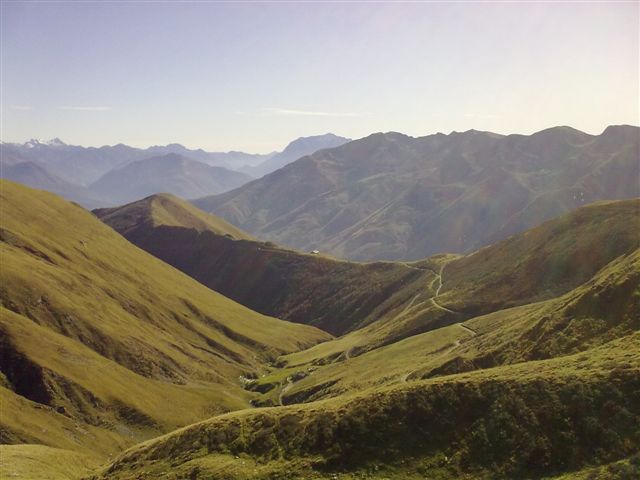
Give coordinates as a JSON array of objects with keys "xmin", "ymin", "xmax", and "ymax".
[{"xmin": 430, "ymin": 264, "xmax": 457, "ymax": 314}]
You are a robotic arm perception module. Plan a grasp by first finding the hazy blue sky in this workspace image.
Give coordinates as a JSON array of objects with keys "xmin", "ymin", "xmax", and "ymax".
[{"xmin": 1, "ymin": 1, "xmax": 637, "ymax": 152}]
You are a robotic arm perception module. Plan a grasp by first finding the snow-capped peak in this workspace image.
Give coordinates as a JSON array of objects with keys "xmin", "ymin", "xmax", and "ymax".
[{"xmin": 23, "ymin": 138, "xmax": 66, "ymax": 148}]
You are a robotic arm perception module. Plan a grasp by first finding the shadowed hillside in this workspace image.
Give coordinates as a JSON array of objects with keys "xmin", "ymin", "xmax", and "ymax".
[{"xmin": 96, "ymin": 194, "xmax": 426, "ymax": 335}]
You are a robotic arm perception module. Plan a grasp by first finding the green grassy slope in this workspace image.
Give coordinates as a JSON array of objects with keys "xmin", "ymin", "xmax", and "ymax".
[
  {"xmin": 271, "ymin": 247, "xmax": 639, "ymax": 405},
  {"xmin": 93, "ymin": 199, "xmax": 639, "ymax": 479},
  {"xmin": 273, "ymin": 200, "xmax": 639, "ymax": 365},
  {"xmin": 97, "ymin": 333, "xmax": 640, "ymax": 480},
  {"xmin": 441, "ymin": 199, "xmax": 640, "ymax": 316},
  {"xmin": 551, "ymin": 456, "xmax": 640, "ymax": 479},
  {"xmin": 0, "ymin": 444, "xmax": 98, "ymax": 480},
  {"xmin": 96, "ymin": 194, "xmax": 428, "ymax": 335},
  {"xmin": 0, "ymin": 181, "xmax": 329, "ymax": 457},
  {"xmin": 3, "ymin": 182, "xmax": 638, "ymax": 479}
]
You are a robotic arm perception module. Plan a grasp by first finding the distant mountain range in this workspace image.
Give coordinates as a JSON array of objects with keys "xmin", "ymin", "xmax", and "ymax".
[
  {"xmin": 194, "ymin": 125, "xmax": 640, "ymax": 261},
  {"xmin": 0, "ymin": 133, "xmax": 348, "ymax": 207},
  {"xmin": 0, "ymin": 138, "xmax": 270, "ymax": 185}
]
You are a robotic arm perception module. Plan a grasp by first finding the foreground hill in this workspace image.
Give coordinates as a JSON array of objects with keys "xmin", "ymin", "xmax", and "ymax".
[
  {"xmin": 97, "ymin": 333, "xmax": 640, "ymax": 479},
  {"xmin": 0, "ymin": 181, "xmax": 329, "ymax": 458},
  {"xmin": 195, "ymin": 125, "xmax": 639, "ymax": 260},
  {"xmin": 90, "ymin": 153, "xmax": 252, "ymax": 204}
]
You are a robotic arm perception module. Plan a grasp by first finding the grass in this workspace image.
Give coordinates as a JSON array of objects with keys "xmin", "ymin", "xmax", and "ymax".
[
  {"xmin": 268, "ymin": 247, "xmax": 639, "ymax": 404},
  {"xmin": 96, "ymin": 333, "xmax": 640, "ymax": 479},
  {"xmin": 3, "ymin": 183, "xmax": 639, "ymax": 479},
  {"xmin": 0, "ymin": 444, "xmax": 99, "ymax": 480},
  {"xmin": 0, "ymin": 180, "xmax": 329, "ymax": 458},
  {"xmin": 442, "ymin": 199, "xmax": 640, "ymax": 316},
  {"xmin": 547, "ymin": 455, "xmax": 640, "ymax": 479}
]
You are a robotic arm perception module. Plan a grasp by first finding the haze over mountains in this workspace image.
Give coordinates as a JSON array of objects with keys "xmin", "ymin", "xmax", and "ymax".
[
  {"xmin": 89, "ymin": 153, "xmax": 252, "ymax": 205},
  {"xmin": 196, "ymin": 125, "xmax": 639, "ymax": 261},
  {"xmin": 0, "ymin": 133, "xmax": 349, "ymax": 207},
  {"xmin": 2, "ymin": 180, "xmax": 639, "ymax": 479},
  {"xmin": 1, "ymin": 138, "xmax": 269, "ymax": 185}
]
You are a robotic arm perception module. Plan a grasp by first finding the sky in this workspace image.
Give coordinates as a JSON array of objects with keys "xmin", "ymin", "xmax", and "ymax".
[{"xmin": 1, "ymin": 1, "xmax": 638, "ymax": 153}]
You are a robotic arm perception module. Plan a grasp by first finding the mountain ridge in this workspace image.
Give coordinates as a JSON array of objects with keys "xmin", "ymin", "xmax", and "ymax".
[{"xmin": 194, "ymin": 125, "xmax": 639, "ymax": 261}]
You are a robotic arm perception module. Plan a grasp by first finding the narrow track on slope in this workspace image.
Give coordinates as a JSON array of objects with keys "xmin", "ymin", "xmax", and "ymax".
[
  {"xmin": 341, "ymin": 262, "xmax": 463, "ymax": 364},
  {"xmin": 458, "ymin": 323, "xmax": 477, "ymax": 335},
  {"xmin": 430, "ymin": 264, "xmax": 458, "ymax": 314}
]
